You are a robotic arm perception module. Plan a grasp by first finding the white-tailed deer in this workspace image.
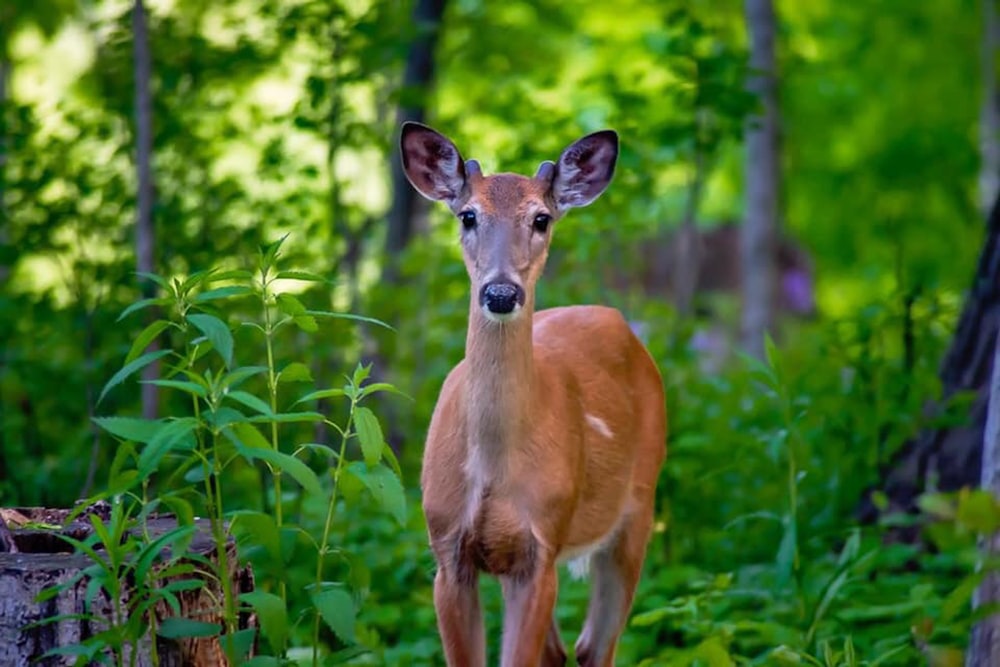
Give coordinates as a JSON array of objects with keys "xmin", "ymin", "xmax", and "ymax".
[{"xmin": 401, "ymin": 122, "xmax": 667, "ymax": 667}]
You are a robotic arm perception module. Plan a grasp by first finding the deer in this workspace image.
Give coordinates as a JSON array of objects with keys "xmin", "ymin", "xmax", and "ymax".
[{"xmin": 400, "ymin": 121, "xmax": 667, "ymax": 667}]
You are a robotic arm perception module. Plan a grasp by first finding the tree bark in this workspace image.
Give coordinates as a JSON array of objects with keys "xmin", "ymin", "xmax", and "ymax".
[
  {"xmin": 671, "ymin": 134, "xmax": 706, "ymax": 317},
  {"xmin": 982, "ymin": 0, "xmax": 1000, "ymax": 220},
  {"xmin": 741, "ymin": 0, "xmax": 780, "ymax": 359},
  {"xmin": 968, "ymin": 330, "xmax": 1000, "ymax": 666},
  {"xmin": 133, "ymin": 0, "xmax": 158, "ymax": 421},
  {"xmin": 383, "ymin": 0, "xmax": 446, "ymax": 280},
  {"xmin": 862, "ymin": 187, "xmax": 1000, "ymax": 525},
  {"xmin": 0, "ymin": 508, "xmax": 255, "ymax": 666}
]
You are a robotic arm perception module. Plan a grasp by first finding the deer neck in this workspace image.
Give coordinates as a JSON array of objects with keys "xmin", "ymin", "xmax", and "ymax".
[{"xmin": 463, "ymin": 295, "xmax": 536, "ymax": 473}]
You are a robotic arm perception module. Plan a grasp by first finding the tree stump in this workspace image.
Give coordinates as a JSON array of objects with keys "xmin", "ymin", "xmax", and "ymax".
[{"xmin": 0, "ymin": 506, "xmax": 256, "ymax": 666}]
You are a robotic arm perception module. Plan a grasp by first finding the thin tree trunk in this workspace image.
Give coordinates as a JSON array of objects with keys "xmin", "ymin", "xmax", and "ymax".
[
  {"xmin": 133, "ymin": 0, "xmax": 158, "ymax": 420},
  {"xmin": 383, "ymin": 0, "xmax": 446, "ymax": 280},
  {"xmin": 671, "ymin": 140, "xmax": 705, "ymax": 317},
  {"xmin": 982, "ymin": 0, "xmax": 1000, "ymax": 219},
  {"xmin": 967, "ymin": 328, "xmax": 1000, "ymax": 666},
  {"xmin": 741, "ymin": 0, "xmax": 780, "ymax": 359}
]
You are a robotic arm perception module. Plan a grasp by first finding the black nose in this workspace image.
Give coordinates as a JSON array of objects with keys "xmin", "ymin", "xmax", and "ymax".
[{"xmin": 480, "ymin": 282, "xmax": 525, "ymax": 315}]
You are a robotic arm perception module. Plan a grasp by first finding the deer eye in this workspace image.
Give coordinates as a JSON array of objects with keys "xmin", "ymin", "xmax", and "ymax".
[
  {"xmin": 533, "ymin": 213, "xmax": 552, "ymax": 233},
  {"xmin": 459, "ymin": 210, "xmax": 477, "ymax": 229}
]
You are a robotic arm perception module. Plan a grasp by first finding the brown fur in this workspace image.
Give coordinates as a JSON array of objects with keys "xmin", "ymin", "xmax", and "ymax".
[{"xmin": 403, "ymin": 123, "xmax": 667, "ymax": 667}]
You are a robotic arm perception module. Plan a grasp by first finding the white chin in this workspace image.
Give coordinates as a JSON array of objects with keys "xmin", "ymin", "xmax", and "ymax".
[{"xmin": 481, "ymin": 305, "xmax": 522, "ymax": 323}]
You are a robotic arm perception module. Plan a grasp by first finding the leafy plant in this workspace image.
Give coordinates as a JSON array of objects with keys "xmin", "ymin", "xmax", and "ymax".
[{"xmin": 39, "ymin": 238, "xmax": 406, "ymax": 664}]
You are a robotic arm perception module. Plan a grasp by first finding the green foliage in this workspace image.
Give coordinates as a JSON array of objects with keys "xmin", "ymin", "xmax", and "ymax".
[
  {"xmin": 40, "ymin": 239, "xmax": 405, "ymax": 664},
  {"xmin": 1, "ymin": 0, "xmax": 992, "ymax": 664}
]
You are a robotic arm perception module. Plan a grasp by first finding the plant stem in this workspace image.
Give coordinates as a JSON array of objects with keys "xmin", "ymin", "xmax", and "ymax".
[
  {"xmin": 260, "ymin": 274, "xmax": 289, "ymax": 624},
  {"xmin": 312, "ymin": 402, "xmax": 356, "ymax": 666},
  {"xmin": 210, "ymin": 430, "xmax": 238, "ymax": 642}
]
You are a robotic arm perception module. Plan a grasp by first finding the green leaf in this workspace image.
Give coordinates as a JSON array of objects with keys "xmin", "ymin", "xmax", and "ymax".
[
  {"xmin": 135, "ymin": 525, "xmax": 196, "ymax": 584},
  {"xmin": 117, "ymin": 297, "xmax": 170, "ymax": 322},
  {"xmin": 240, "ymin": 591, "xmax": 288, "ymax": 651},
  {"xmin": 188, "ymin": 313, "xmax": 234, "ymax": 368},
  {"xmin": 276, "ymin": 294, "xmax": 317, "ymax": 331},
  {"xmin": 358, "ymin": 382, "xmax": 412, "ymax": 401},
  {"xmin": 278, "ymin": 362, "xmax": 313, "ymax": 383},
  {"xmin": 221, "ymin": 365, "xmax": 269, "ymax": 390},
  {"xmin": 193, "ymin": 286, "xmax": 253, "ymax": 303},
  {"xmin": 309, "ymin": 310, "xmax": 394, "ymax": 331},
  {"xmin": 345, "ymin": 462, "xmax": 406, "ymax": 526},
  {"xmin": 324, "ymin": 646, "xmax": 371, "ymax": 665},
  {"xmin": 231, "ymin": 510, "xmax": 282, "ymax": 564},
  {"xmin": 158, "ymin": 617, "xmax": 221, "ymax": 639},
  {"xmin": 229, "ymin": 422, "xmax": 271, "ymax": 450},
  {"xmin": 138, "ymin": 418, "xmax": 199, "ymax": 478},
  {"xmin": 93, "ymin": 417, "xmax": 167, "ymax": 443},
  {"xmin": 227, "ymin": 390, "xmax": 273, "ymax": 416},
  {"xmin": 244, "ymin": 657, "xmax": 281, "ymax": 667},
  {"xmin": 235, "ymin": 443, "xmax": 323, "ymax": 497},
  {"xmin": 135, "ymin": 271, "xmax": 172, "ymax": 292},
  {"xmin": 98, "ymin": 348, "xmax": 173, "ymax": 405},
  {"xmin": 312, "ymin": 588, "xmax": 356, "ymax": 644},
  {"xmin": 353, "ymin": 407, "xmax": 384, "ymax": 466},
  {"xmin": 276, "ymin": 269, "xmax": 328, "ymax": 282},
  {"xmin": 275, "ymin": 292, "xmax": 307, "ymax": 316},
  {"xmin": 125, "ymin": 320, "xmax": 172, "ymax": 364},
  {"xmin": 207, "ymin": 406, "xmax": 249, "ymax": 431},
  {"xmin": 222, "ymin": 627, "xmax": 257, "ymax": 663},
  {"xmin": 248, "ymin": 411, "xmax": 324, "ymax": 424},
  {"xmin": 295, "ymin": 387, "xmax": 347, "ymax": 405},
  {"xmin": 141, "ymin": 378, "xmax": 208, "ymax": 398},
  {"xmin": 957, "ymin": 489, "xmax": 1000, "ymax": 533},
  {"xmin": 209, "ymin": 269, "xmax": 254, "ymax": 283}
]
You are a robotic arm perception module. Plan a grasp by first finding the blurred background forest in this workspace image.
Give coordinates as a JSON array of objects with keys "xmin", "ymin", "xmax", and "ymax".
[{"xmin": 3, "ymin": 0, "xmax": 1000, "ymax": 664}]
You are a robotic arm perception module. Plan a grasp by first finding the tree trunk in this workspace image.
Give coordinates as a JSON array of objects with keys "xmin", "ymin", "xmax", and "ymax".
[
  {"xmin": 982, "ymin": 0, "xmax": 1000, "ymax": 219},
  {"xmin": 133, "ymin": 0, "xmax": 158, "ymax": 421},
  {"xmin": 968, "ymin": 330, "xmax": 1000, "ymax": 666},
  {"xmin": 741, "ymin": 0, "xmax": 780, "ymax": 359},
  {"xmin": 383, "ymin": 0, "xmax": 446, "ymax": 280},
  {"xmin": 862, "ymin": 188, "xmax": 1000, "ymax": 525},
  {"xmin": 670, "ymin": 136, "xmax": 706, "ymax": 318},
  {"xmin": 0, "ymin": 507, "xmax": 255, "ymax": 666}
]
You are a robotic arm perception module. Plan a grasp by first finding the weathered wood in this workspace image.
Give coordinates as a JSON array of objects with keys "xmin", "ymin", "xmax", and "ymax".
[{"xmin": 0, "ymin": 507, "xmax": 255, "ymax": 666}]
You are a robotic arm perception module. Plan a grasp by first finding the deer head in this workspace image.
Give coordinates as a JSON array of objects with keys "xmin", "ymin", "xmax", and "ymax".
[{"xmin": 400, "ymin": 122, "xmax": 618, "ymax": 323}]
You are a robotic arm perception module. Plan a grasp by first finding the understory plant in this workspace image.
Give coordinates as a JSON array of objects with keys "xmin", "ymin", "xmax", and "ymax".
[{"xmin": 39, "ymin": 237, "xmax": 406, "ymax": 665}]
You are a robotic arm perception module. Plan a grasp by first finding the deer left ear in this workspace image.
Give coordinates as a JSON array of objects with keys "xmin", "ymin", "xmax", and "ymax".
[{"xmin": 551, "ymin": 130, "xmax": 618, "ymax": 212}]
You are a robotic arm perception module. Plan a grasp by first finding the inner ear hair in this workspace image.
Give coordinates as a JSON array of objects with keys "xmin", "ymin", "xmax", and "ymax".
[{"xmin": 535, "ymin": 161, "xmax": 555, "ymax": 182}]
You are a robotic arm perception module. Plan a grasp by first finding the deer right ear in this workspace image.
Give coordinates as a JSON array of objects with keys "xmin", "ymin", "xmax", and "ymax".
[{"xmin": 400, "ymin": 122, "xmax": 467, "ymax": 207}]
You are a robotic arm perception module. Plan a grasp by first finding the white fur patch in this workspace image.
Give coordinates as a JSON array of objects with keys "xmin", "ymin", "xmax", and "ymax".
[
  {"xmin": 585, "ymin": 414, "xmax": 613, "ymax": 439},
  {"xmin": 567, "ymin": 554, "xmax": 591, "ymax": 580}
]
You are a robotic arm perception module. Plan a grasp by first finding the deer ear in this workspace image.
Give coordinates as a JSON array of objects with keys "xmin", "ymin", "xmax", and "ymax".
[
  {"xmin": 400, "ymin": 122, "xmax": 467, "ymax": 206},
  {"xmin": 551, "ymin": 130, "xmax": 618, "ymax": 211}
]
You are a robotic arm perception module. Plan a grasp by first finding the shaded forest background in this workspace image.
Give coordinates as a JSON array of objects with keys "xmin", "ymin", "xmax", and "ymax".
[{"xmin": 2, "ymin": 0, "xmax": 999, "ymax": 664}]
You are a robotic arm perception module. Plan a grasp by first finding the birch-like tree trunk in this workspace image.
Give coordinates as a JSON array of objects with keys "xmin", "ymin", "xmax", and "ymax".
[
  {"xmin": 133, "ymin": 0, "xmax": 158, "ymax": 420},
  {"xmin": 982, "ymin": 0, "xmax": 1000, "ymax": 219},
  {"xmin": 741, "ymin": 0, "xmax": 780, "ymax": 359},
  {"xmin": 967, "ymin": 329, "xmax": 1000, "ymax": 665}
]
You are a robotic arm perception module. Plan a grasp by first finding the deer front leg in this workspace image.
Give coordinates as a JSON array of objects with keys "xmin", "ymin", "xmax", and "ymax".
[
  {"xmin": 500, "ymin": 559, "xmax": 560, "ymax": 667},
  {"xmin": 434, "ymin": 566, "xmax": 485, "ymax": 667}
]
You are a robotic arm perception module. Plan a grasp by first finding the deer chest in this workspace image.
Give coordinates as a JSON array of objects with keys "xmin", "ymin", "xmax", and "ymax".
[{"xmin": 454, "ymin": 495, "xmax": 537, "ymax": 581}]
